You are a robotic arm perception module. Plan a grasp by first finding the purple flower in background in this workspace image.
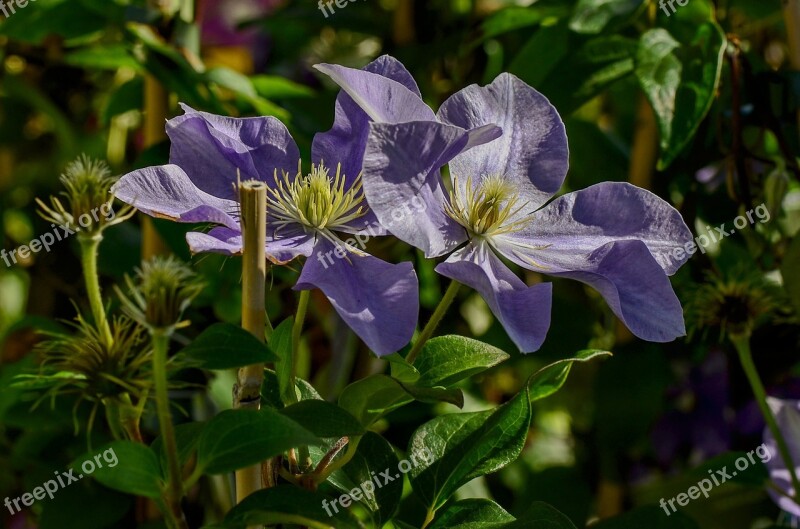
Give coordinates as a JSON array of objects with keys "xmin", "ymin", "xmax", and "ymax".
[
  {"xmin": 764, "ymin": 398, "xmax": 800, "ymax": 516},
  {"xmin": 652, "ymin": 348, "xmax": 731, "ymax": 467},
  {"xmin": 738, "ymin": 379, "xmax": 800, "ymax": 437},
  {"xmin": 201, "ymin": 0, "xmax": 277, "ymax": 47},
  {"xmin": 359, "ymin": 73, "xmax": 693, "ymax": 352},
  {"xmin": 113, "ymin": 56, "xmax": 497, "ymax": 355}
]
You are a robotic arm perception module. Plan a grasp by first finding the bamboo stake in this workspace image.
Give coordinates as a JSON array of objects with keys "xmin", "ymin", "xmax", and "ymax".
[{"xmin": 234, "ymin": 180, "xmax": 268, "ymax": 507}]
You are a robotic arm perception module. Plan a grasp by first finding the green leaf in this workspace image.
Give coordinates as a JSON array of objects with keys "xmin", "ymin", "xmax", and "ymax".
[
  {"xmin": 222, "ymin": 485, "xmax": 363, "ymax": 529},
  {"xmin": 75, "ymin": 441, "xmax": 163, "ymax": 499},
  {"xmin": 428, "ymin": 499, "xmax": 515, "ymax": 528},
  {"xmin": 413, "ymin": 336, "xmax": 509, "ymax": 387},
  {"xmin": 251, "ymin": 75, "xmax": 315, "ymax": 99},
  {"xmin": 205, "ymin": 67, "xmax": 258, "ymax": 99},
  {"xmin": 401, "ymin": 382, "xmax": 464, "ymax": 408},
  {"xmin": 262, "ymin": 369, "xmax": 322, "ymax": 409},
  {"xmin": 151, "ymin": 421, "xmax": 206, "ymax": 473},
  {"xmin": 783, "ymin": 235, "xmax": 800, "ymax": 315},
  {"xmin": 326, "ymin": 432, "xmax": 403, "ymax": 527},
  {"xmin": 339, "ymin": 374, "xmax": 463, "ymax": 427},
  {"xmin": 178, "ymin": 323, "xmax": 277, "ymax": 370},
  {"xmin": 635, "ymin": 25, "xmax": 725, "ymax": 169},
  {"xmin": 569, "ymin": 0, "xmax": 645, "ymax": 34},
  {"xmin": 387, "ymin": 353, "xmax": 421, "ymax": 384},
  {"xmin": 270, "ymin": 318, "xmax": 297, "ymax": 406},
  {"xmin": 511, "ymin": 26, "xmax": 638, "ymax": 114},
  {"xmin": 408, "ymin": 387, "xmax": 532, "ymax": 510},
  {"xmin": 529, "ymin": 349, "xmax": 612, "ymax": 402},
  {"xmin": 39, "ymin": 478, "xmax": 131, "ymax": 529},
  {"xmin": 279, "ymin": 400, "xmax": 364, "ymax": 438},
  {"xmin": 508, "ymin": 502, "xmax": 577, "ymax": 528},
  {"xmin": 480, "ymin": 5, "xmax": 570, "ymax": 41},
  {"xmin": 509, "ymin": 23, "xmax": 572, "ymax": 90},
  {"xmin": 197, "ymin": 408, "xmax": 320, "ymax": 474},
  {"xmin": 590, "ymin": 505, "xmax": 699, "ymax": 529},
  {"xmin": 64, "ymin": 45, "xmax": 141, "ymax": 71},
  {"xmin": 0, "ymin": 0, "xmax": 106, "ymax": 44}
]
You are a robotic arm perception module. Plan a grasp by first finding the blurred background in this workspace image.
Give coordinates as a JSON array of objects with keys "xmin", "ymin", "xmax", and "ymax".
[{"xmin": 2, "ymin": 0, "xmax": 800, "ymax": 528}]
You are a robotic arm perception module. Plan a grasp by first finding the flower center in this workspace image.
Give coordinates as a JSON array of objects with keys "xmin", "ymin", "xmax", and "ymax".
[
  {"xmin": 267, "ymin": 161, "xmax": 366, "ymax": 233},
  {"xmin": 445, "ymin": 174, "xmax": 528, "ymax": 239}
]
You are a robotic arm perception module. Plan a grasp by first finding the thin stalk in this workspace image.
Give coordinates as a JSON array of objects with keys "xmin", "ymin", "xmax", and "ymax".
[
  {"xmin": 290, "ymin": 290, "xmax": 310, "ymax": 404},
  {"xmin": 732, "ymin": 333, "xmax": 800, "ymax": 501},
  {"xmin": 234, "ymin": 181, "xmax": 269, "ymax": 503},
  {"xmin": 291, "ymin": 289, "xmax": 311, "ymax": 469},
  {"xmin": 406, "ymin": 280, "xmax": 461, "ymax": 364},
  {"xmin": 78, "ymin": 234, "xmax": 113, "ymax": 347},
  {"xmin": 152, "ymin": 330, "xmax": 188, "ymax": 529},
  {"xmin": 313, "ymin": 437, "xmax": 360, "ymax": 485}
]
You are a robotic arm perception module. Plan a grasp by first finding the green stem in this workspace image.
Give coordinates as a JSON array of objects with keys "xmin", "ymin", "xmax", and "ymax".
[
  {"xmin": 732, "ymin": 333, "xmax": 800, "ymax": 501},
  {"xmin": 406, "ymin": 280, "xmax": 461, "ymax": 364},
  {"xmin": 292, "ymin": 289, "xmax": 311, "ymax": 469},
  {"xmin": 117, "ymin": 392, "xmax": 143, "ymax": 443},
  {"xmin": 152, "ymin": 330, "xmax": 188, "ymax": 529},
  {"xmin": 290, "ymin": 290, "xmax": 310, "ymax": 404},
  {"xmin": 313, "ymin": 436, "xmax": 360, "ymax": 484},
  {"xmin": 421, "ymin": 508, "xmax": 436, "ymax": 529},
  {"xmin": 105, "ymin": 394, "xmax": 144, "ymax": 443},
  {"xmin": 78, "ymin": 234, "xmax": 113, "ymax": 347}
]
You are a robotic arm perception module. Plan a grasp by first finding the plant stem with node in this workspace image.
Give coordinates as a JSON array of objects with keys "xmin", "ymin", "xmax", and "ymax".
[{"xmin": 234, "ymin": 180, "xmax": 271, "ymax": 506}]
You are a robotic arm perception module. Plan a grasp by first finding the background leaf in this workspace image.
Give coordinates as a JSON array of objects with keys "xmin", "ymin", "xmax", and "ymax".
[{"xmin": 635, "ymin": 24, "xmax": 725, "ymax": 168}]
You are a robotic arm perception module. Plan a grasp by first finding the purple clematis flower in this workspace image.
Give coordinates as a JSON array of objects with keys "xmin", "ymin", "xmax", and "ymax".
[
  {"xmin": 112, "ymin": 56, "xmax": 498, "ymax": 356},
  {"xmin": 357, "ymin": 73, "xmax": 693, "ymax": 352},
  {"xmin": 764, "ymin": 398, "xmax": 800, "ymax": 517}
]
